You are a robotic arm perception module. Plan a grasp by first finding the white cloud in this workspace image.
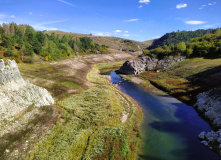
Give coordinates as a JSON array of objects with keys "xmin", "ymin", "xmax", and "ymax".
[
  {"xmin": 32, "ymin": 19, "xmax": 68, "ymax": 31},
  {"xmin": 10, "ymin": 15, "xmax": 15, "ymax": 18},
  {"xmin": 139, "ymin": 0, "xmax": 150, "ymax": 4},
  {"xmin": 123, "ymin": 19, "xmax": 139, "ymax": 22},
  {"xmin": 204, "ymin": 25, "xmax": 214, "ymax": 28},
  {"xmin": 125, "ymin": 31, "xmax": 128, "ymax": 33},
  {"xmin": 152, "ymin": 36, "xmax": 160, "ymax": 39},
  {"xmin": 29, "ymin": 12, "xmax": 32, "ymax": 15},
  {"xmin": 208, "ymin": 2, "xmax": 216, "ymax": 6},
  {"xmin": 37, "ymin": 19, "xmax": 68, "ymax": 26},
  {"xmin": 96, "ymin": 32, "xmax": 110, "ymax": 36},
  {"xmin": 115, "ymin": 30, "xmax": 121, "ymax": 33},
  {"xmin": 138, "ymin": 5, "xmax": 143, "ymax": 8},
  {"xmin": 97, "ymin": 33, "xmax": 104, "ymax": 36},
  {"xmin": 0, "ymin": 14, "xmax": 6, "ymax": 19},
  {"xmin": 32, "ymin": 25, "xmax": 58, "ymax": 31},
  {"xmin": 58, "ymin": 0, "xmax": 75, "ymax": 7},
  {"xmin": 199, "ymin": 4, "xmax": 207, "ymax": 10},
  {"xmin": 123, "ymin": 34, "xmax": 130, "ymax": 37},
  {"xmin": 176, "ymin": 3, "xmax": 187, "ymax": 9},
  {"xmin": 185, "ymin": 20, "xmax": 207, "ymax": 25}
]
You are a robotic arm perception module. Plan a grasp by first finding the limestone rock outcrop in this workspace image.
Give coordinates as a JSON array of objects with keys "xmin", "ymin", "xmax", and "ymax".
[
  {"xmin": 195, "ymin": 88, "xmax": 221, "ymax": 127},
  {"xmin": 195, "ymin": 87, "xmax": 221, "ymax": 155},
  {"xmin": 116, "ymin": 56, "xmax": 185, "ymax": 75},
  {"xmin": 0, "ymin": 59, "xmax": 54, "ymax": 136}
]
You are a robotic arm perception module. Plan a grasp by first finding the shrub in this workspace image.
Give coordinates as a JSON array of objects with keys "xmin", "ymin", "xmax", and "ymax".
[{"xmin": 4, "ymin": 48, "xmax": 13, "ymax": 57}]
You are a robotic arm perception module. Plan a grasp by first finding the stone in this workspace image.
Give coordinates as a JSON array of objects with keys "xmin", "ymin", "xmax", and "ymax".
[
  {"xmin": 205, "ymin": 131, "xmax": 218, "ymax": 139},
  {"xmin": 208, "ymin": 137, "xmax": 215, "ymax": 143},
  {"xmin": 0, "ymin": 59, "xmax": 54, "ymax": 119},
  {"xmin": 116, "ymin": 56, "xmax": 185, "ymax": 75},
  {"xmin": 195, "ymin": 87, "xmax": 221, "ymax": 129},
  {"xmin": 217, "ymin": 138, "xmax": 221, "ymax": 143},
  {"xmin": 201, "ymin": 140, "xmax": 209, "ymax": 146},
  {"xmin": 198, "ymin": 131, "xmax": 206, "ymax": 139},
  {"xmin": 0, "ymin": 59, "xmax": 24, "ymax": 86},
  {"xmin": 0, "ymin": 59, "xmax": 5, "ymax": 71}
]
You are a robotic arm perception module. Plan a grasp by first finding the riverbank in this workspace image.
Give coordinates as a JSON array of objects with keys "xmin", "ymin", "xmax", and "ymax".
[
  {"xmin": 117, "ymin": 57, "xmax": 221, "ymax": 156},
  {"xmin": 109, "ymin": 72, "xmax": 220, "ymax": 160},
  {"xmin": 1, "ymin": 53, "xmax": 142, "ymax": 159},
  {"xmin": 27, "ymin": 65, "xmax": 142, "ymax": 159}
]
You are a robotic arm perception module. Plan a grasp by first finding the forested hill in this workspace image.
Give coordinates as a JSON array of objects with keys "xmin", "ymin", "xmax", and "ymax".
[
  {"xmin": 143, "ymin": 28, "xmax": 221, "ymax": 58},
  {"xmin": 0, "ymin": 23, "xmax": 111, "ymax": 62},
  {"xmin": 149, "ymin": 29, "xmax": 217, "ymax": 49}
]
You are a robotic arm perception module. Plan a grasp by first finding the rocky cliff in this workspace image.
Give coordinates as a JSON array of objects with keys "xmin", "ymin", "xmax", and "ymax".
[
  {"xmin": 0, "ymin": 59, "xmax": 54, "ymax": 136},
  {"xmin": 116, "ymin": 56, "xmax": 185, "ymax": 75}
]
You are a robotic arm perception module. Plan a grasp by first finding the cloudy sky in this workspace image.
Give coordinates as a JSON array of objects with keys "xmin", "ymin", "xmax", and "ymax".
[{"xmin": 0, "ymin": 0, "xmax": 220, "ymax": 41}]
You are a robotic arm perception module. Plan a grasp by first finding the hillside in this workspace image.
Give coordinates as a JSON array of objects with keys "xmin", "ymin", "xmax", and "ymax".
[
  {"xmin": 148, "ymin": 29, "xmax": 217, "ymax": 49},
  {"xmin": 0, "ymin": 23, "xmax": 151, "ymax": 64},
  {"xmin": 143, "ymin": 28, "xmax": 221, "ymax": 59},
  {"xmin": 45, "ymin": 30, "xmax": 150, "ymax": 52}
]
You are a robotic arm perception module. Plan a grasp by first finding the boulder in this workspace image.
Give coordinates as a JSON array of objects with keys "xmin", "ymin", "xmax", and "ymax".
[{"xmin": 116, "ymin": 56, "xmax": 185, "ymax": 75}]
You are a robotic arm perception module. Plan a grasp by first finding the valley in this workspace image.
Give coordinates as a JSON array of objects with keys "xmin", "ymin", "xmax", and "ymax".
[{"xmin": 0, "ymin": 22, "xmax": 221, "ymax": 159}]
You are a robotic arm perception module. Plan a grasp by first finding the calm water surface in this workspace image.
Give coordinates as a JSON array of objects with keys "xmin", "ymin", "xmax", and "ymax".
[{"xmin": 109, "ymin": 72, "xmax": 220, "ymax": 160}]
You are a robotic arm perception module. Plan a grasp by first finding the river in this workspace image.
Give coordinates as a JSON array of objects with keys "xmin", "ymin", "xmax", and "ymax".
[{"xmin": 109, "ymin": 72, "xmax": 220, "ymax": 160}]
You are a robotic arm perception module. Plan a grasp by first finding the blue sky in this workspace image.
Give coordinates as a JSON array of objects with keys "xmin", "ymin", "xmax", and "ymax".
[{"xmin": 0, "ymin": 0, "xmax": 220, "ymax": 41}]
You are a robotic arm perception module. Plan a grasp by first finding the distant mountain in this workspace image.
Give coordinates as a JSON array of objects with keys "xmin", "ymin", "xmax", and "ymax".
[{"xmin": 148, "ymin": 29, "xmax": 217, "ymax": 49}]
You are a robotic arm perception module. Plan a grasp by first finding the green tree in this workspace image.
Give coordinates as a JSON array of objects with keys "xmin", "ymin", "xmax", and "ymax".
[
  {"xmin": 25, "ymin": 25, "xmax": 36, "ymax": 42},
  {"xmin": 176, "ymin": 42, "xmax": 186, "ymax": 54},
  {"xmin": 4, "ymin": 48, "xmax": 14, "ymax": 57},
  {"xmin": 24, "ymin": 42, "xmax": 34, "ymax": 56}
]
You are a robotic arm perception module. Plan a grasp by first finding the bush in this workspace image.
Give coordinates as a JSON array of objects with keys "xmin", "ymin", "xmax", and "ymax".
[
  {"xmin": 4, "ymin": 48, "xmax": 13, "ymax": 57},
  {"xmin": 23, "ymin": 57, "xmax": 34, "ymax": 64}
]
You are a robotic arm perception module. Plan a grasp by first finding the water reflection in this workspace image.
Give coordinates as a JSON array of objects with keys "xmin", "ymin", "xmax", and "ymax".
[{"xmin": 109, "ymin": 72, "xmax": 221, "ymax": 160}]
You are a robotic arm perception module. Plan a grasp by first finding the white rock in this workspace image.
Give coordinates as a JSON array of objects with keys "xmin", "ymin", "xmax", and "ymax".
[
  {"xmin": 201, "ymin": 140, "xmax": 209, "ymax": 146},
  {"xmin": 198, "ymin": 131, "xmax": 206, "ymax": 139},
  {"xmin": 208, "ymin": 137, "xmax": 215, "ymax": 143},
  {"xmin": 0, "ymin": 59, "xmax": 54, "ymax": 136},
  {"xmin": 217, "ymin": 138, "xmax": 221, "ymax": 143},
  {"xmin": 0, "ymin": 59, "xmax": 5, "ymax": 71},
  {"xmin": 205, "ymin": 131, "xmax": 217, "ymax": 139}
]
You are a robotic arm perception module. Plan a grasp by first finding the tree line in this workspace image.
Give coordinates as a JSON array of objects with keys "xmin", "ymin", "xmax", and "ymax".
[
  {"xmin": 0, "ymin": 23, "xmax": 109, "ymax": 62},
  {"xmin": 149, "ymin": 29, "xmax": 216, "ymax": 50},
  {"xmin": 143, "ymin": 28, "xmax": 221, "ymax": 58}
]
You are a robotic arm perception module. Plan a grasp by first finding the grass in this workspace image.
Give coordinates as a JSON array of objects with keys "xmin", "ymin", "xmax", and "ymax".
[
  {"xmin": 137, "ymin": 57, "xmax": 221, "ymax": 105},
  {"xmin": 96, "ymin": 61, "xmax": 126, "ymax": 74},
  {"xmin": 0, "ymin": 105, "xmax": 62, "ymax": 160},
  {"xmin": 18, "ymin": 62, "xmax": 85, "ymax": 99},
  {"xmin": 25, "ymin": 63, "xmax": 142, "ymax": 160}
]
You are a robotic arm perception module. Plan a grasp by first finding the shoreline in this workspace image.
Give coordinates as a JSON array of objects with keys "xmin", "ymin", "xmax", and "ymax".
[{"xmin": 118, "ymin": 72, "xmax": 221, "ymax": 157}]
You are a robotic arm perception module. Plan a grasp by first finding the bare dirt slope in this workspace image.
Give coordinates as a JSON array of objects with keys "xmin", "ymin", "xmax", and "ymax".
[{"xmin": 19, "ymin": 53, "xmax": 136, "ymax": 100}]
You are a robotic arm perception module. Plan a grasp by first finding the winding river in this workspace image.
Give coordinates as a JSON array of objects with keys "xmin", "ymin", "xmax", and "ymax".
[{"xmin": 109, "ymin": 72, "xmax": 220, "ymax": 160}]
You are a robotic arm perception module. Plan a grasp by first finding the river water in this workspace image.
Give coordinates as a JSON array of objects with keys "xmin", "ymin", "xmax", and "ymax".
[{"xmin": 109, "ymin": 72, "xmax": 220, "ymax": 160}]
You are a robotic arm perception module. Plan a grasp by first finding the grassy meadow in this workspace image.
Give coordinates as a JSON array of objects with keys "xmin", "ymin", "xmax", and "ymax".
[
  {"xmin": 136, "ymin": 58, "xmax": 221, "ymax": 105},
  {"xmin": 0, "ymin": 58, "xmax": 141, "ymax": 160},
  {"xmin": 27, "ymin": 64, "xmax": 142, "ymax": 160}
]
